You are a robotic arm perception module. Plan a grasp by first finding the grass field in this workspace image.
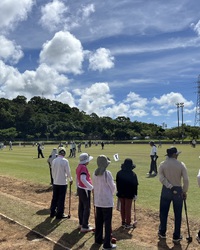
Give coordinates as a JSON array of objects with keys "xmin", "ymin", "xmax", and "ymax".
[{"xmin": 0, "ymin": 142, "xmax": 200, "ymax": 218}]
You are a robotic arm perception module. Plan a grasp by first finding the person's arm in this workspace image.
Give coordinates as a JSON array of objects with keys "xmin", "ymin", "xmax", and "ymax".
[
  {"xmin": 158, "ymin": 164, "xmax": 173, "ymax": 189},
  {"xmin": 80, "ymin": 174, "xmax": 93, "ymax": 190},
  {"xmin": 106, "ymin": 171, "xmax": 116, "ymax": 195},
  {"xmin": 65, "ymin": 162, "xmax": 73, "ymax": 183},
  {"xmin": 182, "ymin": 163, "xmax": 189, "ymax": 193}
]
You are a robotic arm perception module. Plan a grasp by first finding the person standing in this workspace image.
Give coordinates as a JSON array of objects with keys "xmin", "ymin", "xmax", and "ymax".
[
  {"xmin": 47, "ymin": 148, "xmax": 58, "ymax": 185},
  {"xmin": 50, "ymin": 147, "xmax": 73, "ymax": 219},
  {"xmin": 158, "ymin": 147, "xmax": 189, "ymax": 242},
  {"xmin": 116, "ymin": 158, "xmax": 138, "ymax": 229},
  {"xmin": 93, "ymin": 155, "xmax": 117, "ymax": 250},
  {"xmin": 147, "ymin": 141, "xmax": 158, "ymax": 176},
  {"xmin": 9, "ymin": 141, "xmax": 13, "ymax": 150},
  {"xmin": 37, "ymin": 143, "xmax": 44, "ymax": 158},
  {"xmin": 76, "ymin": 153, "xmax": 94, "ymax": 232}
]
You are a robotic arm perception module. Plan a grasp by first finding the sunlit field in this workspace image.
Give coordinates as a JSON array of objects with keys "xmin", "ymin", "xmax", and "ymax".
[{"xmin": 0, "ymin": 142, "xmax": 200, "ymax": 218}]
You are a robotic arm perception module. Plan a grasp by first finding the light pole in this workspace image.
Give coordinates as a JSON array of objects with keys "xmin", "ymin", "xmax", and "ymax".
[
  {"xmin": 180, "ymin": 103, "xmax": 184, "ymax": 139},
  {"xmin": 176, "ymin": 103, "xmax": 180, "ymax": 139}
]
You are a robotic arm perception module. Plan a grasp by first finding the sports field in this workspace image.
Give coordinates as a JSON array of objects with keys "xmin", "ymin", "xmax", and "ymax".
[{"xmin": 0, "ymin": 142, "xmax": 200, "ymax": 249}]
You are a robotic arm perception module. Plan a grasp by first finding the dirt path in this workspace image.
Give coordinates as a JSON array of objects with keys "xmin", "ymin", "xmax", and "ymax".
[{"xmin": 0, "ymin": 175, "xmax": 200, "ymax": 250}]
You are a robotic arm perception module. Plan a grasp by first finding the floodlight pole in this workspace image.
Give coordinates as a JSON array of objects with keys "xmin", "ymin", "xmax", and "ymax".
[
  {"xmin": 180, "ymin": 103, "xmax": 184, "ymax": 138},
  {"xmin": 176, "ymin": 103, "xmax": 180, "ymax": 139}
]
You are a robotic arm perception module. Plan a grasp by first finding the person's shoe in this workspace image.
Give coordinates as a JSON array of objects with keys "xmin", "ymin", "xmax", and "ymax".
[
  {"xmin": 80, "ymin": 226, "xmax": 94, "ymax": 233},
  {"xmin": 158, "ymin": 232, "xmax": 166, "ymax": 239},
  {"xmin": 50, "ymin": 212, "xmax": 56, "ymax": 218},
  {"xmin": 121, "ymin": 221, "xmax": 126, "ymax": 228},
  {"xmin": 173, "ymin": 235, "xmax": 183, "ymax": 242},
  {"xmin": 102, "ymin": 243, "xmax": 117, "ymax": 250},
  {"xmin": 196, "ymin": 234, "xmax": 200, "ymax": 244},
  {"xmin": 56, "ymin": 214, "xmax": 68, "ymax": 219},
  {"xmin": 124, "ymin": 224, "xmax": 133, "ymax": 229}
]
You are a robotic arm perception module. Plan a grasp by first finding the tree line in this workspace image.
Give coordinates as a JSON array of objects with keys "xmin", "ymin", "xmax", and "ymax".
[{"xmin": 0, "ymin": 95, "xmax": 199, "ymax": 142}]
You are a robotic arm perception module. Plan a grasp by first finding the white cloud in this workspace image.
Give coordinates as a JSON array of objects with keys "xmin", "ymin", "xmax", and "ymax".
[
  {"xmin": 192, "ymin": 20, "xmax": 200, "ymax": 36},
  {"xmin": 0, "ymin": 35, "xmax": 23, "ymax": 64},
  {"xmin": 151, "ymin": 92, "xmax": 194, "ymax": 109},
  {"xmin": 40, "ymin": 0, "xmax": 68, "ymax": 32},
  {"xmin": 88, "ymin": 48, "xmax": 114, "ymax": 71},
  {"xmin": 81, "ymin": 4, "xmax": 95, "ymax": 19},
  {"xmin": 55, "ymin": 90, "xmax": 76, "ymax": 107},
  {"xmin": 39, "ymin": 31, "xmax": 84, "ymax": 74},
  {"xmin": 0, "ymin": 0, "xmax": 34, "ymax": 31},
  {"xmin": 75, "ymin": 82, "xmax": 114, "ymax": 113},
  {"xmin": 0, "ymin": 61, "xmax": 69, "ymax": 100},
  {"xmin": 125, "ymin": 92, "xmax": 148, "ymax": 109}
]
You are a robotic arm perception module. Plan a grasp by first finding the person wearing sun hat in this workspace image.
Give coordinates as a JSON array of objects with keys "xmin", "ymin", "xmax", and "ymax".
[
  {"xmin": 76, "ymin": 153, "xmax": 94, "ymax": 233},
  {"xmin": 93, "ymin": 155, "xmax": 116, "ymax": 250},
  {"xmin": 116, "ymin": 158, "xmax": 138, "ymax": 229},
  {"xmin": 158, "ymin": 147, "xmax": 189, "ymax": 242}
]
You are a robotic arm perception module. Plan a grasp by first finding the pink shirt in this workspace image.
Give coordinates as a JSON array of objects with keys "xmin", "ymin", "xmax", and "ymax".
[{"xmin": 76, "ymin": 164, "xmax": 92, "ymax": 189}]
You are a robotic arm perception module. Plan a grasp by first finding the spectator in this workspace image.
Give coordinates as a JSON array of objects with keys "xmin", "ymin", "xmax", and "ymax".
[
  {"xmin": 158, "ymin": 147, "xmax": 189, "ymax": 242},
  {"xmin": 37, "ymin": 143, "xmax": 44, "ymax": 158},
  {"xmin": 47, "ymin": 148, "xmax": 58, "ymax": 185},
  {"xmin": 76, "ymin": 153, "xmax": 94, "ymax": 232},
  {"xmin": 50, "ymin": 147, "xmax": 73, "ymax": 219},
  {"xmin": 147, "ymin": 141, "xmax": 158, "ymax": 176},
  {"xmin": 116, "ymin": 158, "xmax": 138, "ymax": 229},
  {"xmin": 93, "ymin": 155, "xmax": 116, "ymax": 250}
]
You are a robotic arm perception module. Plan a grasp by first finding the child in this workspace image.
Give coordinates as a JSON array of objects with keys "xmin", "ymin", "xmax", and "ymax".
[{"xmin": 93, "ymin": 155, "xmax": 116, "ymax": 250}]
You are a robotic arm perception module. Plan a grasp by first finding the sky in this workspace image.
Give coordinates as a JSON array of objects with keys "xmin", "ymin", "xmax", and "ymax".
[{"xmin": 1, "ymin": 0, "xmax": 200, "ymax": 128}]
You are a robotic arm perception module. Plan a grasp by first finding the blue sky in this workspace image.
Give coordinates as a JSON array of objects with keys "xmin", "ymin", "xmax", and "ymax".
[{"xmin": 1, "ymin": 0, "xmax": 200, "ymax": 128}]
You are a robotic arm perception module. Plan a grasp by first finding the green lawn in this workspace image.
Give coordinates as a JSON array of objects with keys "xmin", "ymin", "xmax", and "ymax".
[{"xmin": 0, "ymin": 142, "xmax": 200, "ymax": 218}]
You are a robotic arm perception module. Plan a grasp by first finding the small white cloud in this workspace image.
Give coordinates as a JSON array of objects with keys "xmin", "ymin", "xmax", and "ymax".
[
  {"xmin": 192, "ymin": 20, "xmax": 200, "ymax": 36},
  {"xmin": 39, "ymin": 31, "xmax": 84, "ymax": 74},
  {"xmin": 0, "ymin": 36, "xmax": 23, "ymax": 64},
  {"xmin": 88, "ymin": 48, "xmax": 114, "ymax": 72},
  {"xmin": 151, "ymin": 92, "xmax": 193, "ymax": 109},
  {"xmin": 40, "ymin": 0, "xmax": 68, "ymax": 32},
  {"xmin": 0, "ymin": 0, "xmax": 33, "ymax": 31},
  {"xmin": 125, "ymin": 92, "xmax": 148, "ymax": 108}
]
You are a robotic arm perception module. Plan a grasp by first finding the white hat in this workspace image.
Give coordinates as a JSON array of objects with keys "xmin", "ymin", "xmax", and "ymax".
[
  {"xmin": 58, "ymin": 147, "xmax": 66, "ymax": 154},
  {"xmin": 79, "ymin": 153, "xmax": 93, "ymax": 164}
]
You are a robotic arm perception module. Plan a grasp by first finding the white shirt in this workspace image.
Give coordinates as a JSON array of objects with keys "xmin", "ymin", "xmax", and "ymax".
[
  {"xmin": 92, "ymin": 170, "xmax": 116, "ymax": 208},
  {"xmin": 150, "ymin": 145, "xmax": 157, "ymax": 156},
  {"xmin": 52, "ymin": 155, "xmax": 73, "ymax": 185}
]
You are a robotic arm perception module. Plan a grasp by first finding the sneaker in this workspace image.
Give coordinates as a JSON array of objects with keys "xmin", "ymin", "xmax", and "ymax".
[
  {"xmin": 124, "ymin": 224, "xmax": 133, "ymax": 229},
  {"xmin": 80, "ymin": 226, "xmax": 94, "ymax": 233},
  {"xmin": 158, "ymin": 232, "xmax": 166, "ymax": 239},
  {"xmin": 196, "ymin": 235, "xmax": 200, "ymax": 244},
  {"xmin": 56, "ymin": 214, "xmax": 69, "ymax": 219},
  {"xmin": 173, "ymin": 235, "xmax": 183, "ymax": 242},
  {"xmin": 102, "ymin": 243, "xmax": 117, "ymax": 250},
  {"xmin": 121, "ymin": 221, "xmax": 126, "ymax": 228}
]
